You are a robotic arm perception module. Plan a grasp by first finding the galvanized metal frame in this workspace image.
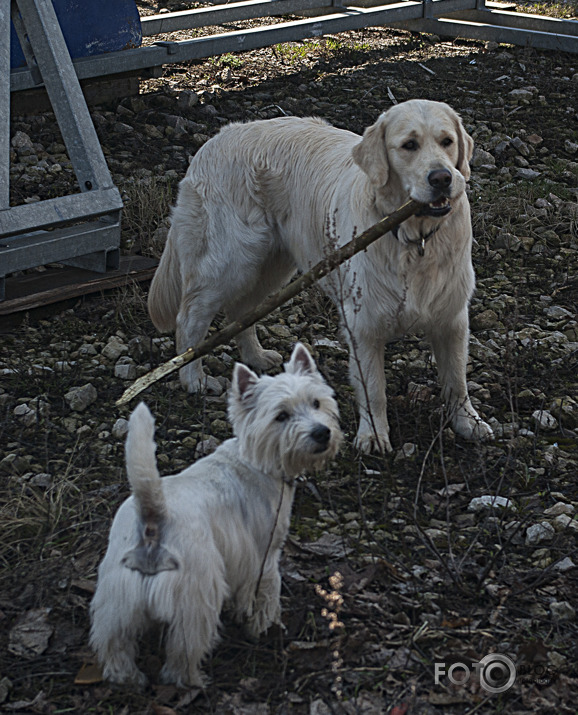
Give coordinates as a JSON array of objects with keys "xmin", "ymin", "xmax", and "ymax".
[{"xmin": 1, "ymin": 0, "xmax": 122, "ymax": 300}]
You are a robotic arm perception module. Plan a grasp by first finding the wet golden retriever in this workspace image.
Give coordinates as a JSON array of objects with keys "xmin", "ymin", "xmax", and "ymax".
[{"xmin": 148, "ymin": 99, "xmax": 493, "ymax": 453}]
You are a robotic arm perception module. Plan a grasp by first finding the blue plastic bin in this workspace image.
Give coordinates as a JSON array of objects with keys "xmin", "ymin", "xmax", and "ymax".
[{"xmin": 10, "ymin": 0, "xmax": 142, "ymax": 68}]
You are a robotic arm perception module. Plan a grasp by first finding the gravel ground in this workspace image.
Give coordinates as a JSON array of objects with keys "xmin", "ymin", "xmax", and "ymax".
[{"xmin": 1, "ymin": 5, "xmax": 578, "ymax": 713}]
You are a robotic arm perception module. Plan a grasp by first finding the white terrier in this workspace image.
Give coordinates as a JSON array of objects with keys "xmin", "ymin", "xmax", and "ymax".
[{"xmin": 90, "ymin": 343, "xmax": 342, "ymax": 688}]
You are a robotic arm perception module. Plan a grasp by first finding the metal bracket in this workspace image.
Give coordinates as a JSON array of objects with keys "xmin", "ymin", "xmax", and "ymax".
[{"xmin": 1, "ymin": 0, "xmax": 122, "ymax": 300}]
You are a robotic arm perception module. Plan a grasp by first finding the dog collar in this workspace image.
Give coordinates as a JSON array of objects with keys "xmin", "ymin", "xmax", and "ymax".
[{"xmin": 391, "ymin": 225, "xmax": 439, "ymax": 256}]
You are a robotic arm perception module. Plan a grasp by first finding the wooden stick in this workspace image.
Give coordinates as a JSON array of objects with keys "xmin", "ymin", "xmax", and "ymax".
[{"xmin": 116, "ymin": 198, "xmax": 424, "ymax": 406}]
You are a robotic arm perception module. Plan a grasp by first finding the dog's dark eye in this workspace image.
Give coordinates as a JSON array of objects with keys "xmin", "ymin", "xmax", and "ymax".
[
  {"xmin": 276, "ymin": 411, "xmax": 290, "ymax": 423},
  {"xmin": 402, "ymin": 140, "xmax": 418, "ymax": 151},
  {"xmin": 313, "ymin": 399, "xmax": 320, "ymax": 409},
  {"xmin": 441, "ymin": 137, "xmax": 453, "ymax": 147}
]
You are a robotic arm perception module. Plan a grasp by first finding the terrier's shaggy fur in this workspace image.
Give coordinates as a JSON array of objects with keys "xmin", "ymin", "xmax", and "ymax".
[{"xmin": 90, "ymin": 343, "xmax": 342, "ymax": 687}]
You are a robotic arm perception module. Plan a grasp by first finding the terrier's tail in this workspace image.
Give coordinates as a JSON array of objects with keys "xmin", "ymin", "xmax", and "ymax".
[{"xmin": 121, "ymin": 402, "xmax": 178, "ymax": 575}]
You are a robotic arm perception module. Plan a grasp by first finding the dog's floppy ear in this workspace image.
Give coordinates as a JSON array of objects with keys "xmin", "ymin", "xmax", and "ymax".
[
  {"xmin": 285, "ymin": 342, "xmax": 318, "ymax": 376},
  {"xmin": 232, "ymin": 363, "xmax": 260, "ymax": 406},
  {"xmin": 352, "ymin": 114, "xmax": 389, "ymax": 187},
  {"xmin": 453, "ymin": 112, "xmax": 474, "ymax": 181}
]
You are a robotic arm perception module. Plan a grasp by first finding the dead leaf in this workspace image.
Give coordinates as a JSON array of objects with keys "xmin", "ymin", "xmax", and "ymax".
[
  {"xmin": 300, "ymin": 533, "xmax": 352, "ymax": 558},
  {"xmin": 8, "ymin": 608, "xmax": 53, "ymax": 658},
  {"xmin": 74, "ymin": 662, "xmax": 103, "ymax": 685},
  {"xmin": 2, "ymin": 690, "xmax": 47, "ymax": 711},
  {"xmin": 151, "ymin": 705, "xmax": 178, "ymax": 715},
  {"xmin": 427, "ymin": 691, "xmax": 468, "ymax": 705},
  {"xmin": 441, "ymin": 616, "xmax": 473, "ymax": 628}
]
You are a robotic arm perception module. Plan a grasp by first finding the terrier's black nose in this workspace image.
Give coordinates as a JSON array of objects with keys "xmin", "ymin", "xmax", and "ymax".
[
  {"xmin": 311, "ymin": 424, "xmax": 331, "ymax": 446},
  {"xmin": 428, "ymin": 169, "xmax": 452, "ymax": 191}
]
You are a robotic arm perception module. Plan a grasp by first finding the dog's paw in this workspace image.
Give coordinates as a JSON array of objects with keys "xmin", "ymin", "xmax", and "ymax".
[
  {"xmin": 160, "ymin": 663, "xmax": 206, "ymax": 688},
  {"xmin": 105, "ymin": 665, "xmax": 148, "ymax": 689},
  {"xmin": 180, "ymin": 370, "xmax": 223, "ymax": 396},
  {"xmin": 452, "ymin": 411, "xmax": 494, "ymax": 443},
  {"xmin": 354, "ymin": 429, "xmax": 393, "ymax": 454},
  {"xmin": 247, "ymin": 349, "xmax": 284, "ymax": 371}
]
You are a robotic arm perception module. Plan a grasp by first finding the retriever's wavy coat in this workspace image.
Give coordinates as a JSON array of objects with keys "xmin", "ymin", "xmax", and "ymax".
[{"xmin": 149, "ymin": 99, "xmax": 493, "ymax": 452}]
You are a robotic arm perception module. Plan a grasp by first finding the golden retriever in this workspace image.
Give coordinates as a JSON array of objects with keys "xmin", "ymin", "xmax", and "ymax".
[{"xmin": 148, "ymin": 99, "xmax": 493, "ymax": 453}]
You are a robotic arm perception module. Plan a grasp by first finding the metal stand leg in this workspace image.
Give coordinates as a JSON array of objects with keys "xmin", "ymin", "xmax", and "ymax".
[{"xmin": 0, "ymin": 0, "xmax": 122, "ymax": 300}]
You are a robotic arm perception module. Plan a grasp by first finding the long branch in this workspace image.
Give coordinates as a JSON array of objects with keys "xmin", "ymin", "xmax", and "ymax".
[{"xmin": 116, "ymin": 198, "xmax": 424, "ymax": 406}]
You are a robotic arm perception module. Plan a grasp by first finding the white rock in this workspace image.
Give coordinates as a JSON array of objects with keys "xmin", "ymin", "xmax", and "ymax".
[
  {"xmin": 468, "ymin": 495, "xmax": 516, "ymax": 512},
  {"xmin": 525, "ymin": 522, "xmax": 555, "ymax": 546},
  {"xmin": 531, "ymin": 410, "xmax": 558, "ymax": 431},
  {"xmin": 544, "ymin": 305, "xmax": 574, "ymax": 320},
  {"xmin": 515, "ymin": 168, "xmax": 541, "ymax": 180},
  {"xmin": 554, "ymin": 557, "xmax": 576, "ymax": 572},
  {"xmin": 11, "ymin": 130, "xmax": 33, "ymax": 148},
  {"xmin": 114, "ymin": 361, "xmax": 137, "ymax": 380},
  {"xmin": 544, "ymin": 502, "xmax": 575, "ymax": 517},
  {"xmin": 508, "ymin": 88, "xmax": 533, "ymax": 101},
  {"xmin": 553, "ymin": 514, "xmax": 578, "ymax": 533},
  {"xmin": 394, "ymin": 442, "xmax": 417, "ymax": 461},
  {"xmin": 102, "ymin": 336, "xmax": 128, "ymax": 361},
  {"xmin": 65, "ymin": 383, "xmax": 97, "ymax": 412},
  {"xmin": 13, "ymin": 403, "xmax": 36, "ymax": 427},
  {"xmin": 112, "ymin": 418, "xmax": 129, "ymax": 439},
  {"xmin": 29, "ymin": 473, "xmax": 52, "ymax": 488}
]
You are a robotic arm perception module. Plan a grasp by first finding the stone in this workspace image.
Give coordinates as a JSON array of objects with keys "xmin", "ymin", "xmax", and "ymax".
[
  {"xmin": 511, "ymin": 136, "xmax": 530, "ymax": 156},
  {"xmin": 471, "ymin": 308, "xmax": 500, "ymax": 330},
  {"xmin": 29, "ymin": 473, "xmax": 52, "ymax": 488},
  {"xmin": 195, "ymin": 436, "xmax": 220, "ymax": 457},
  {"xmin": 525, "ymin": 522, "xmax": 555, "ymax": 546},
  {"xmin": 394, "ymin": 442, "xmax": 417, "ymax": 461},
  {"xmin": 531, "ymin": 410, "xmax": 558, "ymax": 431},
  {"xmin": 495, "ymin": 233, "xmax": 521, "ymax": 251},
  {"xmin": 471, "ymin": 148, "xmax": 495, "ymax": 167},
  {"xmin": 544, "ymin": 305, "xmax": 573, "ymax": 320},
  {"xmin": 554, "ymin": 557, "xmax": 576, "ymax": 572},
  {"xmin": 550, "ymin": 600, "xmax": 576, "ymax": 621},
  {"xmin": 13, "ymin": 403, "xmax": 37, "ymax": 427},
  {"xmin": 178, "ymin": 90, "xmax": 199, "ymax": 111},
  {"xmin": 515, "ymin": 168, "xmax": 541, "ymax": 180},
  {"xmin": 544, "ymin": 502, "xmax": 575, "ymax": 517},
  {"xmin": 112, "ymin": 418, "xmax": 129, "ymax": 439},
  {"xmin": 114, "ymin": 358, "xmax": 137, "ymax": 380},
  {"xmin": 102, "ymin": 336, "xmax": 128, "ymax": 361},
  {"xmin": 553, "ymin": 514, "xmax": 578, "ymax": 533},
  {"xmin": 65, "ymin": 384, "xmax": 97, "ymax": 412},
  {"xmin": 468, "ymin": 495, "xmax": 515, "ymax": 512},
  {"xmin": 508, "ymin": 88, "xmax": 533, "ymax": 102},
  {"xmin": 11, "ymin": 131, "xmax": 33, "ymax": 148}
]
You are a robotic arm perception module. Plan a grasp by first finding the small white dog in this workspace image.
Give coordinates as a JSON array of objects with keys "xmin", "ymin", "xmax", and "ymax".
[
  {"xmin": 90, "ymin": 343, "xmax": 342, "ymax": 688},
  {"xmin": 148, "ymin": 99, "xmax": 493, "ymax": 453}
]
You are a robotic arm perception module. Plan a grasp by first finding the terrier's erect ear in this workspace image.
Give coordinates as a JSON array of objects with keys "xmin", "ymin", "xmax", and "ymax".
[
  {"xmin": 232, "ymin": 363, "xmax": 260, "ymax": 405},
  {"xmin": 285, "ymin": 342, "xmax": 318, "ymax": 376},
  {"xmin": 352, "ymin": 113, "xmax": 389, "ymax": 187}
]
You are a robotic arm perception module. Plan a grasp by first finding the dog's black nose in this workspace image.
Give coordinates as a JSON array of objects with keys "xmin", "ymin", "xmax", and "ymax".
[
  {"xmin": 428, "ymin": 169, "xmax": 452, "ymax": 191},
  {"xmin": 311, "ymin": 424, "xmax": 331, "ymax": 447}
]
